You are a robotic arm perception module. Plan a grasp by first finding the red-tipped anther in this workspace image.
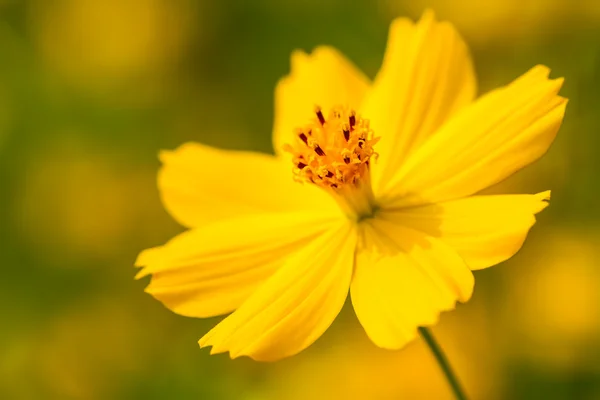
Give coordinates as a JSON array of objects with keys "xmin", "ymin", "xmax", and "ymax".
[
  {"xmin": 349, "ymin": 112, "xmax": 356, "ymax": 130},
  {"xmin": 342, "ymin": 124, "xmax": 350, "ymax": 141},
  {"xmin": 316, "ymin": 108, "xmax": 326, "ymax": 125},
  {"xmin": 298, "ymin": 133, "xmax": 309, "ymax": 145}
]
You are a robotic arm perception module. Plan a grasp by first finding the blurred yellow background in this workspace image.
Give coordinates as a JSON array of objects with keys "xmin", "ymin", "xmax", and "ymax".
[{"xmin": 1, "ymin": 0, "xmax": 599, "ymax": 399}]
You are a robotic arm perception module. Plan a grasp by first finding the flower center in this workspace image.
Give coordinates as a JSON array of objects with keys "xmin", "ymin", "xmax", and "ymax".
[{"xmin": 284, "ymin": 105, "xmax": 380, "ymax": 220}]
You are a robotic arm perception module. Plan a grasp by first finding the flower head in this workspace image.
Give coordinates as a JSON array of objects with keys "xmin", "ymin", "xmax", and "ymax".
[{"xmin": 136, "ymin": 10, "xmax": 566, "ymax": 361}]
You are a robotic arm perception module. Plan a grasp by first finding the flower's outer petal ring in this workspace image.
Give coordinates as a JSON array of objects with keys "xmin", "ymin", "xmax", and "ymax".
[
  {"xmin": 158, "ymin": 142, "xmax": 340, "ymax": 228},
  {"xmin": 382, "ymin": 66, "xmax": 566, "ymax": 207},
  {"xmin": 351, "ymin": 219, "xmax": 473, "ymax": 349},
  {"xmin": 199, "ymin": 221, "xmax": 356, "ymax": 361},
  {"xmin": 363, "ymin": 10, "xmax": 477, "ymax": 196},
  {"xmin": 378, "ymin": 191, "xmax": 551, "ymax": 270},
  {"xmin": 136, "ymin": 211, "xmax": 342, "ymax": 318},
  {"xmin": 273, "ymin": 46, "xmax": 370, "ymax": 156}
]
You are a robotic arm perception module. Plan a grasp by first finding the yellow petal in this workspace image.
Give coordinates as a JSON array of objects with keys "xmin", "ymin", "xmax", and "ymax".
[
  {"xmin": 382, "ymin": 65, "xmax": 566, "ymax": 207},
  {"xmin": 272, "ymin": 46, "xmax": 370, "ymax": 155},
  {"xmin": 378, "ymin": 191, "xmax": 551, "ymax": 270},
  {"xmin": 199, "ymin": 221, "xmax": 356, "ymax": 361},
  {"xmin": 351, "ymin": 218, "xmax": 473, "ymax": 349},
  {"xmin": 158, "ymin": 142, "xmax": 340, "ymax": 228},
  {"xmin": 136, "ymin": 211, "xmax": 341, "ymax": 318},
  {"xmin": 363, "ymin": 10, "xmax": 476, "ymax": 195}
]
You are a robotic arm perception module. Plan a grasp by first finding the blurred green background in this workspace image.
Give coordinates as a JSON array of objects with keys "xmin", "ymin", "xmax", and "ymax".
[{"xmin": 1, "ymin": 0, "xmax": 599, "ymax": 399}]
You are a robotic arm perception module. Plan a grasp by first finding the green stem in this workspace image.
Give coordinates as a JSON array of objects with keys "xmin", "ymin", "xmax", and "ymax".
[{"xmin": 418, "ymin": 327, "xmax": 468, "ymax": 400}]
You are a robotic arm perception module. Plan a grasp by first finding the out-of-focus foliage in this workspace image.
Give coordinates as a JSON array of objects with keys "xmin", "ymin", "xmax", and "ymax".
[{"xmin": 0, "ymin": 0, "xmax": 599, "ymax": 399}]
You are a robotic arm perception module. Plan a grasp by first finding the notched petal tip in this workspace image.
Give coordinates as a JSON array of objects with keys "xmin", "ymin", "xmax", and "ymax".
[
  {"xmin": 289, "ymin": 49, "xmax": 309, "ymax": 69},
  {"xmin": 388, "ymin": 8, "xmax": 436, "ymax": 42},
  {"xmin": 364, "ymin": 299, "xmax": 458, "ymax": 351},
  {"xmin": 133, "ymin": 246, "xmax": 165, "ymax": 280},
  {"xmin": 538, "ymin": 190, "xmax": 551, "ymax": 201},
  {"xmin": 289, "ymin": 46, "xmax": 354, "ymax": 76},
  {"xmin": 388, "ymin": 15, "xmax": 414, "ymax": 33},
  {"xmin": 311, "ymin": 45, "xmax": 337, "ymax": 58},
  {"xmin": 158, "ymin": 149, "xmax": 173, "ymax": 164},
  {"xmin": 385, "ymin": 298, "xmax": 467, "ymax": 351},
  {"xmin": 549, "ymin": 78, "xmax": 565, "ymax": 98},
  {"xmin": 533, "ymin": 190, "xmax": 552, "ymax": 214},
  {"xmin": 135, "ymin": 246, "xmax": 164, "ymax": 266},
  {"xmin": 519, "ymin": 65, "xmax": 565, "ymax": 94},
  {"xmin": 421, "ymin": 8, "xmax": 436, "ymax": 21},
  {"xmin": 198, "ymin": 331, "xmax": 212, "ymax": 348},
  {"xmin": 198, "ymin": 332, "xmax": 227, "ymax": 356},
  {"xmin": 199, "ymin": 333, "xmax": 250, "ymax": 360},
  {"xmin": 134, "ymin": 269, "xmax": 148, "ymax": 280},
  {"xmin": 511, "ymin": 64, "xmax": 564, "ymax": 96},
  {"xmin": 528, "ymin": 67, "xmax": 563, "ymax": 90},
  {"xmin": 198, "ymin": 338, "xmax": 221, "ymax": 354},
  {"xmin": 158, "ymin": 142, "xmax": 203, "ymax": 165},
  {"xmin": 529, "ymin": 64, "xmax": 551, "ymax": 78}
]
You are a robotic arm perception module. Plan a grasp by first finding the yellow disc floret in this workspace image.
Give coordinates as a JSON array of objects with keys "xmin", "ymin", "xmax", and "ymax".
[
  {"xmin": 284, "ymin": 105, "xmax": 380, "ymax": 219},
  {"xmin": 284, "ymin": 105, "xmax": 379, "ymax": 189}
]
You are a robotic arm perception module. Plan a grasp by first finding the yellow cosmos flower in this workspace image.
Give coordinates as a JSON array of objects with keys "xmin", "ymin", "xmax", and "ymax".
[{"xmin": 135, "ymin": 11, "xmax": 566, "ymax": 361}]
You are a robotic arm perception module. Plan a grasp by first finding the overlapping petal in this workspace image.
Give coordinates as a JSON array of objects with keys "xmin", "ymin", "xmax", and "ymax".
[
  {"xmin": 351, "ymin": 219, "xmax": 473, "ymax": 349},
  {"xmin": 381, "ymin": 66, "xmax": 566, "ymax": 207},
  {"xmin": 273, "ymin": 46, "xmax": 370, "ymax": 155},
  {"xmin": 136, "ymin": 211, "xmax": 341, "ymax": 318},
  {"xmin": 378, "ymin": 191, "xmax": 551, "ymax": 270},
  {"xmin": 199, "ymin": 221, "xmax": 356, "ymax": 361},
  {"xmin": 158, "ymin": 142, "xmax": 340, "ymax": 228},
  {"xmin": 363, "ymin": 10, "xmax": 477, "ymax": 195}
]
